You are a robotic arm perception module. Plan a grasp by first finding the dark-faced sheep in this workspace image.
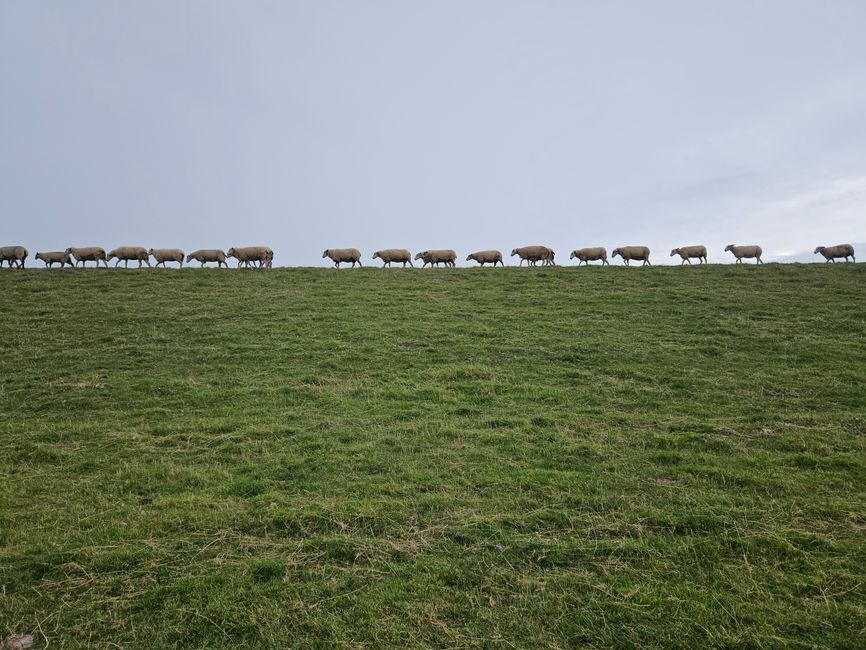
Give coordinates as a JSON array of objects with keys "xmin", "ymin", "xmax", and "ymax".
[
  {"xmin": 724, "ymin": 244, "xmax": 763, "ymax": 264},
  {"xmin": 570, "ymin": 247, "xmax": 608, "ymax": 266},
  {"xmin": 323, "ymin": 248, "xmax": 362, "ymax": 268},
  {"xmin": 0, "ymin": 246, "xmax": 28, "ymax": 269},
  {"xmin": 814, "ymin": 244, "xmax": 855, "ymax": 263},
  {"xmin": 611, "ymin": 246, "xmax": 651, "ymax": 266},
  {"xmin": 414, "ymin": 250, "xmax": 457, "ymax": 268},
  {"xmin": 372, "ymin": 249, "xmax": 413, "ymax": 267},
  {"xmin": 66, "ymin": 247, "xmax": 108, "ymax": 268},
  {"xmin": 185, "ymin": 249, "xmax": 227, "ymax": 267},
  {"xmin": 670, "ymin": 245, "xmax": 707, "ymax": 265},
  {"xmin": 35, "ymin": 251, "xmax": 74, "ymax": 268},
  {"xmin": 466, "ymin": 250, "xmax": 503, "ymax": 266}
]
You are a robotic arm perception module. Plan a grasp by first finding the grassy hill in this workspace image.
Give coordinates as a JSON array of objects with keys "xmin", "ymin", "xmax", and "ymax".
[{"xmin": 1, "ymin": 264, "xmax": 865, "ymax": 648}]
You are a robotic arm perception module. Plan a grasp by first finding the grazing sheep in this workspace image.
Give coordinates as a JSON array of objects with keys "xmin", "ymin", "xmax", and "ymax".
[
  {"xmin": 185, "ymin": 249, "xmax": 227, "ymax": 267},
  {"xmin": 724, "ymin": 244, "xmax": 763, "ymax": 264},
  {"xmin": 0, "ymin": 246, "xmax": 28, "ymax": 269},
  {"xmin": 466, "ymin": 250, "xmax": 503, "ymax": 266},
  {"xmin": 670, "ymin": 245, "xmax": 708, "ymax": 265},
  {"xmin": 414, "ymin": 250, "xmax": 457, "ymax": 268},
  {"xmin": 372, "ymin": 249, "xmax": 413, "ymax": 267},
  {"xmin": 611, "ymin": 246, "xmax": 651, "ymax": 266},
  {"xmin": 814, "ymin": 244, "xmax": 855, "ymax": 263},
  {"xmin": 323, "ymin": 248, "xmax": 362, "ymax": 268},
  {"xmin": 66, "ymin": 247, "xmax": 108, "ymax": 268},
  {"xmin": 148, "ymin": 248, "xmax": 184, "ymax": 268},
  {"xmin": 35, "ymin": 251, "xmax": 74, "ymax": 268},
  {"xmin": 226, "ymin": 246, "xmax": 272, "ymax": 269},
  {"xmin": 108, "ymin": 246, "xmax": 151, "ymax": 268},
  {"xmin": 570, "ymin": 247, "xmax": 608, "ymax": 266},
  {"xmin": 510, "ymin": 245, "xmax": 555, "ymax": 266}
]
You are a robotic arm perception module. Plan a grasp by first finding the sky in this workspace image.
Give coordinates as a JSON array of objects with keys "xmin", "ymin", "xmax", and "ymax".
[{"xmin": 2, "ymin": 1, "xmax": 865, "ymax": 266}]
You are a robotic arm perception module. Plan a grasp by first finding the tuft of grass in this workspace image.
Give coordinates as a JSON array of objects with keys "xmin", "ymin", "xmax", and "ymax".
[{"xmin": 1, "ymin": 264, "xmax": 865, "ymax": 648}]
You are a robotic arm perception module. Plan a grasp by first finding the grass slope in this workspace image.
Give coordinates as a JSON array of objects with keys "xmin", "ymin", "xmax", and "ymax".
[{"xmin": 1, "ymin": 265, "xmax": 865, "ymax": 648}]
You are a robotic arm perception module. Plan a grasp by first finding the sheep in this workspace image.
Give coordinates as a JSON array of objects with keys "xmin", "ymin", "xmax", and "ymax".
[
  {"xmin": 814, "ymin": 244, "xmax": 855, "ymax": 263},
  {"xmin": 670, "ymin": 245, "xmax": 707, "ymax": 265},
  {"xmin": 372, "ymin": 249, "xmax": 413, "ymax": 267},
  {"xmin": 108, "ymin": 246, "xmax": 151, "ymax": 268},
  {"xmin": 226, "ymin": 246, "xmax": 272, "ymax": 269},
  {"xmin": 185, "ymin": 249, "xmax": 227, "ymax": 267},
  {"xmin": 466, "ymin": 250, "xmax": 503, "ymax": 266},
  {"xmin": 35, "ymin": 251, "xmax": 74, "ymax": 268},
  {"xmin": 0, "ymin": 246, "xmax": 28, "ymax": 269},
  {"xmin": 148, "ymin": 248, "xmax": 184, "ymax": 268},
  {"xmin": 611, "ymin": 246, "xmax": 651, "ymax": 266},
  {"xmin": 414, "ymin": 249, "xmax": 457, "ymax": 268},
  {"xmin": 323, "ymin": 248, "xmax": 362, "ymax": 268},
  {"xmin": 510, "ymin": 246, "xmax": 555, "ymax": 266},
  {"xmin": 66, "ymin": 247, "xmax": 108, "ymax": 268},
  {"xmin": 570, "ymin": 247, "xmax": 608, "ymax": 266},
  {"xmin": 724, "ymin": 244, "xmax": 763, "ymax": 264}
]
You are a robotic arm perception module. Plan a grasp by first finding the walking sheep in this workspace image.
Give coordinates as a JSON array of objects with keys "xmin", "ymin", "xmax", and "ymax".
[
  {"xmin": 372, "ymin": 249, "xmax": 413, "ymax": 267},
  {"xmin": 814, "ymin": 244, "xmax": 855, "ymax": 263},
  {"xmin": 466, "ymin": 250, "xmax": 503, "ymax": 266},
  {"xmin": 149, "ymin": 248, "xmax": 184, "ymax": 268},
  {"xmin": 66, "ymin": 247, "xmax": 108, "ymax": 268},
  {"xmin": 611, "ymin": 246, "xmax": 651, "ymax": 266},
  {"xmin": 414, "ymin": 250, "xmax": 457, "ymax": 268},
  {"xmin": 323, "ymin": 248, "xmax": 362, "ymax": 268},
  {"xmin": 226, "ymin": 246, "xmax": 272, "ymax": 269},
  {"xmin": 670, "ymin": 245, "xmax": 707, "ymax": 265},
  {"xmin": 511, "ymin": 246, "xmax": 555, "ymax": 266},
  {"xmin": 0, "ymin": 246, "xmax": 28, "ymax": 269},
  {"xmin": 108, "ymin": 247, "xmax": 151, "ymax": 268},
  {"xmin": 35, "ymin": 251, "xmax": 74, "ymax": 268},
  {"xmin": 570, "ymin": 247, "xmax": 608, "ymax": 266},
  {"xmin": 185, "ymin": 249, "xmax": 227, "ymax": 268},
  {"xmin": 724, "ymin": 244, "xmax": 763, "ymax": 264}
]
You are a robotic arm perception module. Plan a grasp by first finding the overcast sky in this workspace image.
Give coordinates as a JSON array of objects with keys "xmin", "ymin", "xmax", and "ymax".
[{"xmin": 2, "ymin": 1, "xmax": 865, "ymax": 266}]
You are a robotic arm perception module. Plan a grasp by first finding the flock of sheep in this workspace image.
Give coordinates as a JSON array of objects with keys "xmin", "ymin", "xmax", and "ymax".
[{"xmin": 0, "ymin": 243, "xmax": 857, "ymax": 269}]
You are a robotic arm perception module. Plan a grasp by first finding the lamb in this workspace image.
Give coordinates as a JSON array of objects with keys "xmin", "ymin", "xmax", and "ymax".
[
  {"xmin": 372, "ymin": 249, "xmax": 413, "ymax": 267},
  {"xmin": 466, "ymin": 250, "xmax": 503, "ymax": 266},
  {"xmin": 148, "ymin": 248, "xmax": 184, "ymax": 268},
  {"xmin": 108, "ymin": 246, "xmax": 151, "ymax": 268},
  {"xmin": 611, "ymin": 246, "xmax": 651, "ymax": 266},
  {"xmin": 226, "ymin": 246, "xmax": 272, "ymax": 269},
  {"xmin": 66, "ymin": 247, "xmax": 108, "ymax": 268},
  {"xmin": 724, "ymin": 244, "xmax": 763, "ymax": 264},
  {"xmin": 185, "ymin": 249, "xmax": 227, "ymax": 267},
  {"xmin": 510, "ymin": 246, "xmax": 555, "ymax": 266},
  {"xmin": 0, "ymin": 246, "xmax": 28, "ymax": 269},
  {"xmin": 414, "ymin": 250, "xmax": 457, "ymax": 268},
  {"xmin": 814, "ymin": 244, "xmax": 855, "ymax": 263},
  {"xmin": 35, "ymin": 251, "xmax": 74, "ymax": 268},
  {"xmin": 570, "ymin": 247, "xmax": 608, "ymax": 266},
  {"xmin": 323, "ymin": 248, "xmax": 362, "ymax": 268},
  {"xmin": 670, "ymin": 245, "xmax": 707, "ymax": 265}
]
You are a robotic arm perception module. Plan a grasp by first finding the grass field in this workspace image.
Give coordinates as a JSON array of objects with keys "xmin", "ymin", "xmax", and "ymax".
[{"xmin": 1, "ymin": 264, "xmax": 865, "ymax": 648}]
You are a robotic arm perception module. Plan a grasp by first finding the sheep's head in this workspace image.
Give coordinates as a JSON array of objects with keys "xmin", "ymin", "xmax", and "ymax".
[
  {"xmin": 106, "ymin": 252, "xmax": 116, "ymax": 260},
  {"xmin": 322, "ymin": 250, "xmax": 330, "ymax": 258},
  {"xmin": 510, "ymin": 248, "xmax": 518, "ymax": 256},
  {"xmin": 372, "ymin": 252, "xmax": 381, "ymax": 260},
  {"xmin": 724, "ymin": 244, "xmax": 735, "ymax": 252},
  {"xmin": 611, "ymin": 248, "xmax": 620, "ymax": 258},
  {"xmin": 569, "ymin": 251, "xmax": 578, "ymax": 259},
  {"xmin": 465, "ymin": 254, "xmax": 474, "ymax": 261},
  {"xmin": 813, "ymin": 246, "xmax": 824, "ymax": 254},
  {"xmin": 35, "ymin": 252, "xmax": 42, "ymax": 259},
  {"xmin": 670, "ymin": 248, "xmax": 679, "ymax": 257},
  {"xmin": 65, "ymin": 247, "xmax": 73, "ymax": 254},
  {"xmin": 148, "ymin": 248, "xmax": 154, "ymax": 255},
  {"xmin": 185, "ymin": 254, "xmax": 194, "ymax": 262},
  {"xmin": 226, "ymin": 248, "xmax": 237, "ymax": 257},
  {"xmin": 414, "ymin": 252, "xmax": 425, "ymax": 261}
]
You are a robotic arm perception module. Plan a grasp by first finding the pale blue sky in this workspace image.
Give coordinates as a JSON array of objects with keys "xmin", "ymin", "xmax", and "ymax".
[{"xmin": 2, "ymin": 1, "xmax": 865, "ymax": 265}]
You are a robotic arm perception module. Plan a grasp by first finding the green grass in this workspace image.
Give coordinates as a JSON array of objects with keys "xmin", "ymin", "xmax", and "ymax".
[{"xmin": 1, "ymin": 264, "xmax": 865, "ymax": 648}]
